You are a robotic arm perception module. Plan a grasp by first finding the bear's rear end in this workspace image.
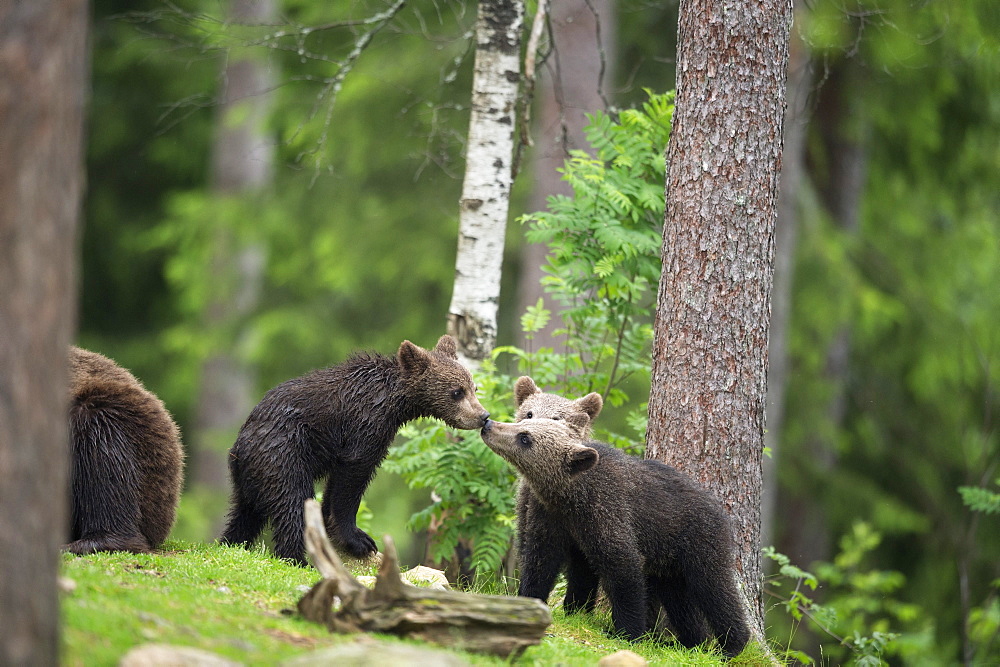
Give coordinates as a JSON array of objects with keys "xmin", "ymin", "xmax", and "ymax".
[{"xmin": 67, "ymin": 347, "xmax": 184, "ymax": 554}]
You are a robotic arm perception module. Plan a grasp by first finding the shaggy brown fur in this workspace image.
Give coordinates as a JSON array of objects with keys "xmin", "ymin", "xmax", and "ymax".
[
  {"xmin": 481, "ymin": 416, "xmax": 749, "ymax": 658},
  {"xmin": 513, "ymin": 376, "xmax": 602, "ymax": 436},
  {"xmin": 67, "ymin": 347, "xmax": 184, "ymax": 554},
  {"xmin": 220, "ymin": 335, "xmax": 488, "ymax": 565}
]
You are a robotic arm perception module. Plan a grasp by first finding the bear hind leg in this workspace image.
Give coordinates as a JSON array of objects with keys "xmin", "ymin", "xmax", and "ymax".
[
  {"xmin": 564, "ymin": 546, "xmax": 600, "ymax": 614},
  {"xmin": 220, "ymin": 453, "xmax": 269, "ymax": 548},
  {"xmin": 67, "ymin": 409, "xmax": 149, "ymax": 554},
  {"xmin": 651, "ymin": 573, "xmax": 712, "ymax": 649},
  {"xmin": 66, "ymin": 534, "xmax": 151, "ymax": 555},
  {"xmin": 220, "ymin": 493, "xmax": 268, "ymax": 549},
  {"xmin": 266, "ymin": 469, "xmax": 318, "ymax": 566},
  {"xmin": 685, "ymin": 562, "xmax": 751, "ymax": 658}
]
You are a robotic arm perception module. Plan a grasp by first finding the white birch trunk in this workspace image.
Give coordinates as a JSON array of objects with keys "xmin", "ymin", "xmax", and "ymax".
[{"xmin": 448, "ymin": 0, "xmax": 524, "ymax": 368}]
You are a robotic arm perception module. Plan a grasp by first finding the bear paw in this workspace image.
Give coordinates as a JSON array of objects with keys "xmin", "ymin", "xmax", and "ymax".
[{"xmin": 338, "ymin": 527, "xmax": 378, "ymax": 560}]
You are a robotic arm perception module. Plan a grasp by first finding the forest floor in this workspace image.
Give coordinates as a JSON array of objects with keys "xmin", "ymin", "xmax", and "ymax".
[{"xmin": 60, "ymin": 541, "xmax": 770, "ymax": 666}]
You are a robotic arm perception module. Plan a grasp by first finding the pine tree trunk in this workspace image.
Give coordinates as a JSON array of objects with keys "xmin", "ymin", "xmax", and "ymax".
[
  {"xmin": 646, "ymin": 0, "xmax": 792, "ymax": 645},
  {"xmin": 0, "ymin": 1, "xmax": 88, "ymax": 662},
  {"xmin": 447, "ymin": 0, "xmax": 524, "ymax": 366},
  {"xmin": 192, "ymin": 0, "xmax": 275, "ymax": 494}
]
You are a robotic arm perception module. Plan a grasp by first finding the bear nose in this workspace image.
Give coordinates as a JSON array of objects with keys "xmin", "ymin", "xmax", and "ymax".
[
  {"xmin": 481, "ymin": 419, "xmax": 493, "ymax": 434},
  {"xmin": 480, "ymin": 411, "xmax": 490, "ymax": 426}
]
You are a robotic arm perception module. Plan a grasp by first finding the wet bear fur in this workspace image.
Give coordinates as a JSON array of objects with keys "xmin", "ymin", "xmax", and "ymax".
[
  {"xmin": 481, "ymin": 414, "xmax": 750, "ymax": 657},
  {"xmin": 67, "ymin": 346, "xmax": 184, "ymax": 555},
  {"xmin": 220, "ymin": 335, "xmax": 489, "ymax": 565}
]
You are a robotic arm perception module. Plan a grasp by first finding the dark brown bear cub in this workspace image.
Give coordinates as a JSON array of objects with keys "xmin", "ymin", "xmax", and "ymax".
[
  {"xmin": 67, "ymin": 347, "xmax": 184, "ymax": 554},
  {"xmin": 221, "ymin": 335, "xmax": 488, "ymax": 565},
  {"xmin": 480, "ymin": 417, "xmax": 750, "ymax": 658}
]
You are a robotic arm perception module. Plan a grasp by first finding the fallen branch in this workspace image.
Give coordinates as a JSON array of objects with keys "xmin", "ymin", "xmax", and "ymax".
[{"xmin": 297, "ymin": 499, "xmax": 551, "ymax": 658}]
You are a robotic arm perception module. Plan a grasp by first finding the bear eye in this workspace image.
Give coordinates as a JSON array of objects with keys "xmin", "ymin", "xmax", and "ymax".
[
  {"xmin": 450, "ymin": 388, "xmax": 465, "ymax": 401},
  {"xmin": 517, "ymin": 432, "xmax": 531, "ymax": 447},
  {"xmin": 525, "ymin": 411, "xmax": 533, "ymax": 419}
]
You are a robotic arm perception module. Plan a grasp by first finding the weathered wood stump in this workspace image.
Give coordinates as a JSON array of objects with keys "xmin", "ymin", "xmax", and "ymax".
[{"xmin": 296, "ymin": 500, "xmax": 551, "ymax": 658}]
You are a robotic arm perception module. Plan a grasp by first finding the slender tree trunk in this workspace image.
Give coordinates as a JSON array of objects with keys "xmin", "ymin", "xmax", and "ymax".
[
  {"xmin": 447, "ymin": 0, "xmax": 524, "ymax": 367},
  {"xmin": 516, "ymin": 0, "xmax": 615, "ymax": 351},
  {"xmin": 761, "ymin": 0, "xmax": 812, "ymax": 550},
  {"xmin": 436, "ymin": 0, "xmax": 523, "ymax": 579},
  {"xmin": 646, "ymin": 0, "xmax": 792, "ymax": 646},
  {"xmin": 0, "ymin": 1, "xmax": 88, "ymax": 663},
  {"xmin": 192, "ymin": 0, "xmax": 275, "ymax": 494},
  {"xmin": 778, "ymin": 57, "xmax": 868, "ymax": 568}
]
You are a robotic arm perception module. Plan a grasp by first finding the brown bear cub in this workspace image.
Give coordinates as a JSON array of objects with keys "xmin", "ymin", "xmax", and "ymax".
[
  {"xmin": 67, "ymin": 346, "xmax": 184, "ymax": 555},
  {"xmin": 484, "ymin": 391, "xmax": 749, "ymax": 657},
  {"xmin": 513, "ymin": 376, "xmax": 603, "ymax": 435},
  {"xmin": 221, "ymin": 335, "xmax": 488, "ymax": 565}
]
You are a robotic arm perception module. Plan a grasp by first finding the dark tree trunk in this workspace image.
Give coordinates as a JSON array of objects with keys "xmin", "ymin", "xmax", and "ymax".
[
  {"xmin": 192, "ymin": 0, "xmax": 276, "ymax": 495},
  {"xmin": 761, "ymin": 0, "xmax": 813, "ymax": 550},
  {"xmin": 646, "ymin": 0, "xmax": 792, "ymax": 645},
  {"xmin": 778, "ymin": 55, "xmax": 868, "ymax": 568},
  {"xmin": 516, "ymin": 0, "xmax": 615, "ymax": 351},
  {"xmin": 0, "ymin": 1, "xmax": 89, "ymax": 663}
]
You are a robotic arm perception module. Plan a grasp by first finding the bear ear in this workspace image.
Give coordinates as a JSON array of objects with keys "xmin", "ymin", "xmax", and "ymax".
[
  {"xmin": 398, "ymin": 340, "xmax": 432, "ymax": 376},
  {"xmin": 566, "ymin": 412, "xmax": 590, "ymax": 433},
  {"xmin": 513, "ymin": 376, "xmax": 540, "ymax": 407},
  {"xmin": 566, "ymin": 446, "xmax": 599, "ymax": 476},
  {"xmin": 433, "ymin": 335, "xmax": 459, "ymax": 360},
  {"xmin": 575, "ymin": 392, "xmax": 603, "ymax": 420}
]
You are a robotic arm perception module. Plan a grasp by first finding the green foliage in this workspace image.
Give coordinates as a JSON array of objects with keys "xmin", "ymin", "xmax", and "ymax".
[
  {"xmin": 519, "ymin": 91, "xmax": 671, "ymax": 405},
  {"xmin": 83, "ymin": 0, "xmax": 481, "ymax": 431},
  {"xmin": 383, "ymin": 362, "xmax": 519, "ymax": 576},
  {"xmin": 765, "ymin": 523, "xmax": 946, "ymax": 666},
  {"xmin": 959, "ymin": 478, "xmax": 1000, "ymax": 515},
  {"xmin": 778, "ymin": 2, "xmax": 1000, "ymax": 662},
  {"xmin": 387, "ymin": 92, "xmax": 673, "ymax": 578}
]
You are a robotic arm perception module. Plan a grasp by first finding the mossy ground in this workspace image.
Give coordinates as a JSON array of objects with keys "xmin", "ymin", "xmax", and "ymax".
[{"xmin": 60, "ymin": 541, "xmax": 773, "ymax": 666}]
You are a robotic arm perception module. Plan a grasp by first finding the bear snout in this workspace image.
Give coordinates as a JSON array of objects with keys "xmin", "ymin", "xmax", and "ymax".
[
  {"xmin": 479, "ymin": 410, "xmax": 490, "ymax": 426},
  {"xmin": 481, "ymin": 418, "xmax": 493, "ymax": 435}
]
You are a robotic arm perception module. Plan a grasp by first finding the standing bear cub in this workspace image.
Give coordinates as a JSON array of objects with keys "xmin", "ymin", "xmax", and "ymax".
[
  {"xmin": 480, "ymin": 416, "xmax": 750, "ymax": 658},
  {"xmin": 68, "ymin": 347, "xmax": 184, "ymax": 555},
  {"xmin": 221, "ymin": 335, "xmax": 488, "ymax": 565}
]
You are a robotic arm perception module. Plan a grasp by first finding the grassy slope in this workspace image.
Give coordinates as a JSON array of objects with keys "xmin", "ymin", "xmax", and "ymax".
[{"xmin": 60, "ymin": 541, "xmax": 769, "ymax": 666}]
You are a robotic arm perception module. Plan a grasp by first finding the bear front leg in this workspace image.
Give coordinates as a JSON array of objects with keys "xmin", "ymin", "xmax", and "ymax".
[
  {"xmin": 322, "ymin": 462, "xmax": 378, "ymax": 559},
  {"xmin": 516, "ymin": 502, "xmax": 568, "ymax": 604},
  {"xmin": 564, "ymin": 545, "xmax": 600, "ymax": 614},
  {"xmin": 594, "ymin": 547, "xmax": 648, "ymax": 641}
]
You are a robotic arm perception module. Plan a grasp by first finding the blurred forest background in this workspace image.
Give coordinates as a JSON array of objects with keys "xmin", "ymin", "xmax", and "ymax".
[{"xmin": 80, "ymin": 0, "xmax": 997, "ymax": 662}]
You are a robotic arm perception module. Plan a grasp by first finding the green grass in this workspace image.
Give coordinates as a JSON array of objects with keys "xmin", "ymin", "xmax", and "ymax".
[{"xmin": 60, "ymin": 541, "xmax": 773, "ymax": 665}]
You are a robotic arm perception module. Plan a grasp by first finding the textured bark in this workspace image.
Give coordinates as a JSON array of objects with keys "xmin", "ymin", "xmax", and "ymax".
[
  {"xmin": 761, "ymin": 0, "xmax": 812, "ymax": 550},
  {"xmin": 516, "ymin": 0, "xmax": 615, "ymax": 351},
  {"xmin": 192, "ymin": 0, "xmax": 275, "ymax": 492},
  {"xmin": 297, "ymin": 501, "xmax": 551, "ymax": 658},
  {"xmin": 0, "ymin": 1, "xmax": 88, "ymax": 663},
  {"xmin": 646, "ymin": 0, "xmax": 792, "ymax": 645},
  {"xmin": 447, "ymin": 0, "xmax": 524, "ymax": 366}
]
